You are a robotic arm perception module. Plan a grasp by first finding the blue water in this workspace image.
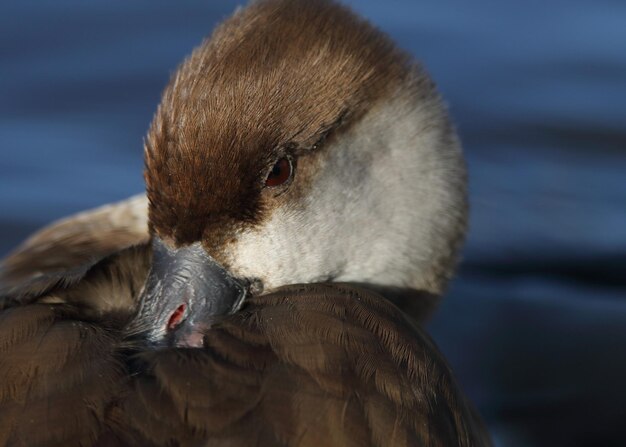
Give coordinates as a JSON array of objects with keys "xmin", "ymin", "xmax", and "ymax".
[{"xmin": 1, "ymin": 1, "xmax": 625, "ymax": 445}]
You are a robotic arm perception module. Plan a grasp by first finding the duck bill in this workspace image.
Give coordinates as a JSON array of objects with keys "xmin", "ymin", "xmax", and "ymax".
[{"xmin": 131, "ymin": 238, "xmax": 246, "ymax": 348}]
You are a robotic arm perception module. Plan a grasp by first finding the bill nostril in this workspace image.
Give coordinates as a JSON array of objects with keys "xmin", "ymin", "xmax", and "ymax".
[{"xmin": 167, "ymin": 304, "xmax": 187, "ymax": 331}]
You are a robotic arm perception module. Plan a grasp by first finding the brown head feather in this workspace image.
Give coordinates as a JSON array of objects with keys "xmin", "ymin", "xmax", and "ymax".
[{"xmin": 144, "ymin": 0, "xmax": 417, "ymax": 246}]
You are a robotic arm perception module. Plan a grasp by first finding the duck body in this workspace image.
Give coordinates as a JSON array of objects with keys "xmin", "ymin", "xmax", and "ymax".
[
  {"xmin": 0, "ymin": 0, "xmax": 489, "ymax": 445},
  {"xmin": 0, "ymin": 274, "xmax": 489, "ymax": 447}
]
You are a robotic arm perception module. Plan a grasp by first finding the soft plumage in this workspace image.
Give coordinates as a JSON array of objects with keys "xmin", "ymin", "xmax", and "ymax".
[
  {"xmin": 0, "ymin": 0, "xmax": 489, "ymax": 445},
  {"xmin": 0, "ymin": 268, "xmax": 489, "ymax": 446}
]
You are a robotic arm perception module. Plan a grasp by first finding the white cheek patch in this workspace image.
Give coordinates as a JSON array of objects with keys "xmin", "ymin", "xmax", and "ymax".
[
  {"xmin": 225, "ymin": 89, "xmax": 466, "ymax": 295},
  {"xmin": 228, "ymin": 206, "xmax": 340, "ymax": 291}
]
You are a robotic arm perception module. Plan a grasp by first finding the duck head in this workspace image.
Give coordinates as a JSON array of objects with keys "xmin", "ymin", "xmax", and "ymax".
[{"xmin": 133, "ymin": 0, "xmax": 467, "ymax": 348}]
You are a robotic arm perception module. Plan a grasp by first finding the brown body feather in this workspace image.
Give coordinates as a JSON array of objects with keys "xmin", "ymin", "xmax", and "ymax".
[
  {"xmin": 0, "ymin": 271, "xmax": 490, "ymax": 446},
  {"xmin": 121, "ymin": 284, "xmax": 490, "ymax": 447}
]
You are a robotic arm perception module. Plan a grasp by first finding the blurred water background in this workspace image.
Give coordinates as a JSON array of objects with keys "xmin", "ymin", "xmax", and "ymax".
[{"xmin": 1, "ymin": 1, "xmax": 625, "ymax": 445}]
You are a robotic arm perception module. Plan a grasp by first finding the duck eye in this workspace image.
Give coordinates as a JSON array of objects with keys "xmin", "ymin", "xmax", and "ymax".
[{"xmin": 265, "ymin": 157, "xmax": 293, "ymax": 187}]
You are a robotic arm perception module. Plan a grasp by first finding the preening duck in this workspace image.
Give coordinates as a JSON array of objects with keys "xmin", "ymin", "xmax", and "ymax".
[{"xmin": 0, "ymin": 0, "xmax": 488, "ymax": 446}]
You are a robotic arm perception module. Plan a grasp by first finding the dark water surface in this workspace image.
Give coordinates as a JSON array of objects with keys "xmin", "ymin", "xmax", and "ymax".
[{"xmin": 1, "ymin": 1, "xmax": 625, "ymax": 446}]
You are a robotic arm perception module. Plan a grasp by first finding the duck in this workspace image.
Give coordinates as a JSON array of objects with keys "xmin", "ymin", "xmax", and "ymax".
[{"xmin": 0, "ymin": 0, "xmax": 488, "ymax": 446}]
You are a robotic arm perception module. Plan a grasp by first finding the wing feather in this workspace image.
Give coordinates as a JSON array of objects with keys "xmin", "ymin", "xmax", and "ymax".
[{"xmin": 0, "ymin": 194, "xmax": 149, "ymax": 304}]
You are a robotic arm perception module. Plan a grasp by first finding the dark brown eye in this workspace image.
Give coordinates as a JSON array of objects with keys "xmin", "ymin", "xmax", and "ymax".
[{"xmin": 265, "ymin": 157, "xmax": 293, "ymax": 187}]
